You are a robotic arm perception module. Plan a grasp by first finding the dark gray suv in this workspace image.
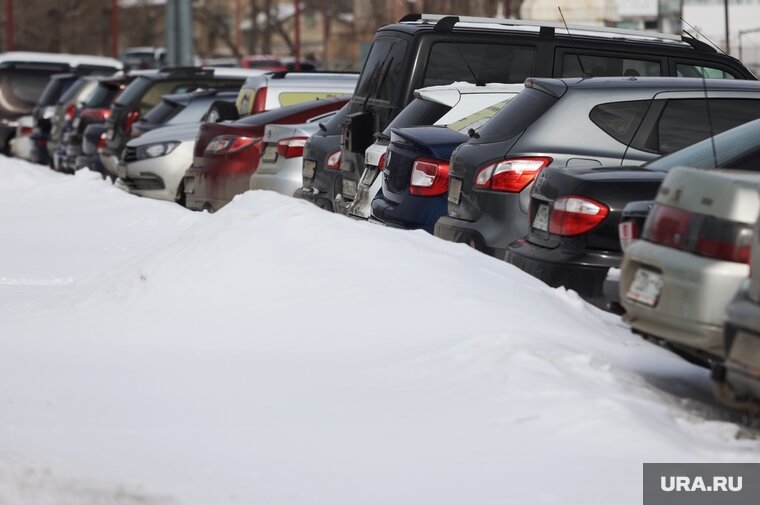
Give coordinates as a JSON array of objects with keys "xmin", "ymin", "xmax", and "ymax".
[{"xmin": 435, "ymin": 77, "xmax": 760, "ymax": 258}]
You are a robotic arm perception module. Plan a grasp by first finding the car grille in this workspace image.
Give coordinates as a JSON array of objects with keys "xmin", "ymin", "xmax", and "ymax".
[{"xmin": 123, "ymin": 146, "xmax": 138, "ymax": 162}]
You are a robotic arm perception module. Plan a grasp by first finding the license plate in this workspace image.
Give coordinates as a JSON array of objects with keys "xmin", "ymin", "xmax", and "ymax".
[
  {"xmin": 184, "ymin": 176, "xmax": 196, "ymax": 194},
  {"xmin": 303, "ymin": 159, "xmax": 316, "ymax": 178},
  {"xmin": 342, "ymin": 179, "xmax": 357, "ymax": 199},
  {"xmin": 261, "ymin": 144, "xmax": 278, "ymax": 163},
  {"xmin": 533, "ymin": 204, "xmax": 550, "ymax": 232},
  {"xmin": 117, "ymin": 163, "xmax": 127, "ymax": 180},
  {"xmin": 626, "ymin": 268, "xmax": 663, "ymax": 307},
  {"xmin": 448, "ymin": 177, "xmax": 462, "ymax": 204}
]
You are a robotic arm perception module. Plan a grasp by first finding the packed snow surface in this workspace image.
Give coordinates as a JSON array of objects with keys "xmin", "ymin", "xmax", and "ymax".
[{"xmin": 0, "ymin": 156, "xmax": 758, "ymax": 504}]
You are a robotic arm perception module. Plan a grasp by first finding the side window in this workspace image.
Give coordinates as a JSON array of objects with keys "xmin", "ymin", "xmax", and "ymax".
[
  {"xmin": 562, "ymin": 53, "xmax": 661, "ymax": 77},
  {"xmin": 423, "ymin": 43, "xmax": 535, "ymax": 87},
  {"xmin": 589, "ymin": 100, "xmax": 651, "ymax": 145},
  {"xmin": 641, "ymin": 99, "xmax": 760, "ymax": 154},
  {"xmin": 355, "ymin": 38, "xmax": 408, "ymax": 103},
  {"xmin": 676, "ymin": 63, "xmax": 737, "ymax": 79}
]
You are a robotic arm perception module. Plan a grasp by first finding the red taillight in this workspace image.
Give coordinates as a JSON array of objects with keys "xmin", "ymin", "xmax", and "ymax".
[
  {"xmin": 81, "ymin": 108, "xmax": 110, "ymax": 121},
  {"xmin": 548, "ymin": 196, "xmax": 609, "ymax": 236},
  {"xmin": 204, "ymin": 135, "xmax": 258, "ymax": 155},
  {"xmin": 325, "ymin": 149, "xmax": 341, "ymax": 170},
  {"xmin": 97, "ymin": 132, "xmax": 107, "ymax": 152},
  {"xmin": 643, "ymin": 203, "xmax": 753, "ymax": 264},
  {"xmin": 618, "ymin": 220, "xmax": 640, "ymax": 251},
  {"xmin": 64, "ymin": 103, "xmax": 77, "ymax": 122},
  {"xmin": 20, "ymin": 126, "xmax": 33, "ymax": 135},
  {"xmin": 124, "ymin": 109, "xmax": 140, "ymax": 137},
  {"xmin": 276, "ymin": 136, "xmax": 308, "ymax": 159},
  {"xmin": 409, "ymin": 157, "xmax": 450, "ymax": 197},
  {"xmin": 252, "ymin": 86, "xmax": 268, "ymax": 113},
  {"xmin": 377, "ymin": 153, "xmax": 386, "ymax": 172},
  {"xmin": 474, "ymin": 157, "xmax": 552, "ymax": 193}
]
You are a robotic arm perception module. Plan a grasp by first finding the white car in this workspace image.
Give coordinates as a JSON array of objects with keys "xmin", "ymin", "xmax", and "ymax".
[
  {"xmin": 9, "ymin": 115, "xmax": 35, "ymax": 160},
  {"xmin": 347, "ymin": 82, "xmax": 524, "ymax": 220},
  {"xmin": 251, "ymin": 111, "xmax": 338, "ymax": 196},
  {"xmin": 119, "ymin": 123, "xmax": 200, "ymax": 204}
]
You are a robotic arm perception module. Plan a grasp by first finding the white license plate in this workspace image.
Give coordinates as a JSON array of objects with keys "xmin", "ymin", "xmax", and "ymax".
[
  {"xmin": 448, "ymin": 177, "xmax": 462, "ymax": 204},
  {"xmin": 533, "ymin": 204, "xmax": 550, "ymax": 232},
  {"xmin": 342, "ymin": 179, "xmax": 357, "ymax": 198},
  {"xmin": 303, "ymin": 159, "xmax": 316, "ymax": 178},
  {"xmin": 626, "ymin": 268, "xmax": 664, "ymax": 307},
  {"xmin": 184, "ymin": 176, "xmax": 196, "ymax": 194},
  {"xmin": 262, "ymin": 144, "xmax": 278, "ymax": 163},
  {"xmin": 117, "ymin": 163, "xmax": 127, "ymax": 180}
]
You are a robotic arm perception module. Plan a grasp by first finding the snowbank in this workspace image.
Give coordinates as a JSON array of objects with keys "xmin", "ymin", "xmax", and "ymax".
[{"xmin": 0, "ymin": 157, "xmax": 758, "ymax": 504}]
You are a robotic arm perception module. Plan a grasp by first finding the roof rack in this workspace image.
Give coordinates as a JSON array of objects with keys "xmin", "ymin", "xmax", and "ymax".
[{"xmin": 401, "ymin": 13, "xmax": 685, "ymax": 45}]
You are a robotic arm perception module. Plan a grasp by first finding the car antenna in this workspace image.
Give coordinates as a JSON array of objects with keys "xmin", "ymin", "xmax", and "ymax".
[
  {"xmin": 700, "ymin": 65, "xmax": 719, "ymax": 168},
  {"xmin": 453, "ymin": 44, "xmax": 485, "ymax": 86},
  {"xmin": 558, "ymin": 7, "xmax": 592, "ymax": 79},
  {"xmin": 681, "ymin": 18, "xmax": 728, "ymax": 55}
]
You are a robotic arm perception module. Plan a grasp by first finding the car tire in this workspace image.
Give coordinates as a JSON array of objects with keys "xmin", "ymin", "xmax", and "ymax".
[{"xmin": 175, "ymin": 181, "xmax": 186, "ymax": 207}]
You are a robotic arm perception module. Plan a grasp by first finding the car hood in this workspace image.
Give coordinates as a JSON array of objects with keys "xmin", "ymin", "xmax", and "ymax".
[{"xmin": 127, "ymin": 122, "xmax": 201, "ymax": 147}]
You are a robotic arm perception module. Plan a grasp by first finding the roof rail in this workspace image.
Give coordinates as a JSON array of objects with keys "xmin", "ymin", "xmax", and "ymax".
[
  {"xmin": 402, "ymin": 13, "xmax": 684, "ymax": 44},
  {"xmin": 681, "ymin": 34, "xmax": 717, "ymax": 53}
]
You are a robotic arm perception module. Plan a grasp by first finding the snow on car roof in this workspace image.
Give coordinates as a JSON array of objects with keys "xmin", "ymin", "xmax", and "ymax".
[
  {"xmin": 415, "ymin": 82, "xmax": 524, "ymax": 108},
  {"xmin": 0, "ymin": 51, "xmax": 123, "ymax": 69}
]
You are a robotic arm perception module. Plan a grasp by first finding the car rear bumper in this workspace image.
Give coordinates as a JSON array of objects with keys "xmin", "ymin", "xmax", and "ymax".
[
  {"xmin": 371, "ymin": 192, "xmax": 446, "ymax": 233},
  {"xmin": 620, "ymin": 240, "xmax": 749, "ymax": 359},
  {"xmin": 506, "ymin": 239, "xmax": 620, "ymax": 306}
]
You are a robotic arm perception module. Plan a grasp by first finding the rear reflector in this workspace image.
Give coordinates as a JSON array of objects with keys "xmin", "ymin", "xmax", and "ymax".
[
  {"xmin": 643, "ymin": 203, "xmax": 753, "ymax": 263},
  {"xmin": 326, "ymin": 149, "xmax": 341, "ymax": 170},
  {"xmin": 276, "ymin": 137, "xmax": 308, "ymax": 158},
  {"xmin": 474, "ymin": 157, "xmax": 552, "ymax": 193},
  {"xmin": 548, "ymin": 195, "xmax": 609, "ymax": 236},
  {"xmin": 409, "ymin": 157, "xmax": 450, "ymax": 197}
]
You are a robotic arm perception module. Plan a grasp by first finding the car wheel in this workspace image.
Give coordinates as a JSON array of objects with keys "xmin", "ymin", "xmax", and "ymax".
[{"xmin": 175, "ymin": 181, "xmax": 186, "ymax": 207}]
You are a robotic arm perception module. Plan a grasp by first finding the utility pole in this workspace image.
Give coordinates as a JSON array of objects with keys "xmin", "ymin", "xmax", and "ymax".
[
  {"xmin": 235, "ymin": 0, "xmax": 241, "ymax": 57},
  {"xmin": 112, "ymin": 0, "xmax": 119, "ymax": 58},
  {"xmin": 6, "ymin": 0, "xmax": 14, "ymax": 51},
  {"xmin": 724, "ymin": 0, "xmax": 730, "ymax": 54},
  {"xmin": 294, "ymin": 0, "xmax": 301, "ymax": 70},
  {"xmin": 166, "ymin": 0, "xmax": 194, "ymax": 66}
]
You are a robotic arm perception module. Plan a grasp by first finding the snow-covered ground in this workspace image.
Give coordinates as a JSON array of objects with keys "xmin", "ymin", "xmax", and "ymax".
[{"xmin": 0, "ymin": 156, "xmax": 758, "ymax": 504}]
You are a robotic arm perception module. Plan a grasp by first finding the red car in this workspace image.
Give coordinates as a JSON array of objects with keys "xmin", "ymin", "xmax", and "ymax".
[{"xmin": 184, "ymin": 97, "xmax": 349, "ymax": 211}]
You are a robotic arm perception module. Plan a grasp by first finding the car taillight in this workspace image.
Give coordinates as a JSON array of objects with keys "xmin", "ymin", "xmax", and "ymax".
[
  {"xmin": 548, "ymin": 196, "xmax": 609, "ymax": 236},
  {"xmin": 124, "ymin": 109, "xmax": 140, "ymax": 137},
  {"xmin": 409, "ymin": 157, "xmax": 450, "ymax": 197},
  {"xmin": 474, "ymin": 157, "xmax": 552, "ymax": 193},
  {"xmin": 82, "ymin": 108, "xmax": 110, "ymax": 121},
  {"xmin": 97, "ymin": 132, "xmax": 106, "ymax": 152},
  {"xmin": 20, "ymin": 126, "xmax": 33, "ymax": 135},
  {"xmin": 618, "ymin": 220, "xmax": 640, "ymax": 251},
  {"xmin": 64, "ymin": 103, "xmax": 77, "ymax": 122},
  {"xmin": 643, "ymin": 203, "xmax": 753, "ymax": 263},
  {"xmin": 326, "ymin": 149, "xmax": 341, "ymax": 170},
  {"xmin": 377, "ymin": 153, "xmax": 386, "ymax": 172},
  {"xmin": 204, "ymin": 135, "xmax": 258, "ymax": 155},
  {"xmin": 252, "ymin": 86, "xmax": 267, "ymax": 113},
  {"xmin": 276, "ymin": 137, "xmax": 308, "ymax": 158}
]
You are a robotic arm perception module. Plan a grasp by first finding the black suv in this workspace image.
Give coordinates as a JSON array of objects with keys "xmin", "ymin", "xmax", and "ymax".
[
  {"xmin": 337, "ymin": 14, "xmax": 756, "ymax": 214},
  {"xmin": 100, "ymin": 67, "xmax": 254, "ymax": 179}
]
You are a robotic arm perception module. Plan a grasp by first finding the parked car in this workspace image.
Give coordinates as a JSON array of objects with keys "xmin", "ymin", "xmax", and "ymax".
[
  {"xmin": 294, "ymin": 104, "xmax": 349, "ymax": 211},
  {"xmin": 240, "ymin": 55, "xmax": 319, "ymax": 72},
  {"xmin": 130, "ymin": 88, "xmax": 240, "ymax": 137},
  {"xmin": 713, "ymin": 215, "xmax": 760, "ymax": 417},
  {"xmin": 0, "ymin": 52, "xmax": 122, "ymax": 155},
  {"xmin": 507, "ymin": 116, "xmax": 760, "ymax": 308},
  {"xmin": 80, "ymin": 123, "xmax": 109, "ymax": 176},
  {"xmin": 119, "ymin": 46, "xmax": 166, "ymax": 70},
  {"xmin": 28, "ymin": 73, "xmax": 85, "ymax": 164},
  {"xmin": 9, "ymin": 115, "xmax": 35, "ymax": 159},
  {"xmin": 234, "ymin": 71, "xmax": 356, "ymax": 117},
  {"xmin": 49, "ymin": 76, "xmax": 102, "ymax": 171},
  {"xmin": 184, "ymin": 97, "xmax": 350, "ymax": 212},
  {"xmin": 435, "ymin": 77, "xmax": 760, "ymax": 259},
  {"xmin": 249, "ymin": 112, "xmax": 339, "ymax": 196},
  {"xmin": 336, "ymin": 13, "xmax": 756, "ymax": 214},
  {"xmin": 368, "ymin": 84, "xmax": 522, "ymax": 231},
  {"xmin": 100, "ymin": 67, "xmax": 262, "ymax": 179},
  {"xmin": 119, "ymin": 123, "xmax": 201, "ymax": 204},
  {"xmin": 619, "ymin": 166, "xmax": 760, "ymax": 364}
]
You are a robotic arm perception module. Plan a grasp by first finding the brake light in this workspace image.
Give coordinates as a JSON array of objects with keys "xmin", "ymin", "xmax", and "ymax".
[
  {"xmin": 81, "ymin": 108, "xmax": 110, "ymax": 121},
  {"xmin": 474, "ymin": 157, "xmax": 552, "ymax": 193},
  {"xmin": 64, "ymin": 103, "xmax": 77, "ymax": 122},
  {"xmin": 548, "ymin": 196, "xmax": 609, "ymax": 236},
  {"xmin": 276, "ymin": 136, "xmax": 308, "ymax": 158},
  {"xmin": 409, "ymin": 157, "xmax": 450, "ymax": 197},
  {"xmin": 20, "ymin": 126, "xmax": 33, "ymax": 135},
  {"xmin": 124, "ymin": 109, "xmax": 140, "ymax": 137},
  {"xmin": 377, "ymin": 152, "xmax": 386, "ymax": 172},
  {"xmin": 204, "ymin": 135, "xmax": 258, "ymax": 155},
  {"xmin": 618, "ymin": 220, "xmax": 640, "ymax": 251},
  {"xmin": 643, "ymin": 203, "xmax": 753, "ymax": 263},
  {"xmin": 252, "ymin": 86, "xmax": 268, "ymax": 113},
  {"xmin": 325, "ymin": 149, "xmax": 341, "ymax": 170},
  {"xmin": 97, "ymin": 132, "xmax": 107, "ymax": 152}
]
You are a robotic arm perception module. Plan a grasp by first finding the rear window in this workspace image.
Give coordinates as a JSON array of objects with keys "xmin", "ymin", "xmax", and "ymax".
[
  {"xmin": 475, "ymin": 87, "xmax": 559, "ymax": 142},
  {"xmin": 142, "ymin": 99, "xmax": 183, "ymax": 124},
  {"xmin": 0, "ymin": 68, "xmax": 60, "ymax": 106},
  {"xmin": 84, "ymin": 82, "xmax": 120, "ymax": 108},
  {"xmin": 423, "ymin": 43, "xmax": 535, "ymax": 87},
  {"xmin": 446, "ymin": 99, "xmax": 513, "ymax": 133},
  {"xmin": 384, "ymin": 98, "xmax": 451, "ymax": 132},
  {"xmin": 561, "ymin": 53, "xmax": 661, "ymax": 78},
  {"xmin": 355, "ymin": 37, "xmax": 408, "ymax": 103},
  {"xmin": 118, "ymin": 77, "xmax": 241, "ymax": 114},
  {"xmin": 38, "ymin": 77, "xmax": 76, "ymax": 106},
  {"xmin": 677, "ymin": 63, "xmax": 738, "ymax": 79},
  {"xmin": 636, "ymin": 98, "xmax": 760, "ymax": 154},
  {"xmin": 589, "ymin": 100, "xmax": 650, "ymax": 145},
  {"xmin": 58, "ymin": 78, "xmax": 90, "ymax": 104}
]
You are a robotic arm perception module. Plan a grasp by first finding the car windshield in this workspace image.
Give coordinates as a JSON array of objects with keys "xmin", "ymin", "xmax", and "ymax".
[{"xmin": 644, "ymin": 117, "xmax": 760, "ymax": 172}]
